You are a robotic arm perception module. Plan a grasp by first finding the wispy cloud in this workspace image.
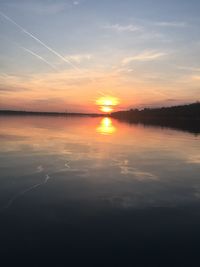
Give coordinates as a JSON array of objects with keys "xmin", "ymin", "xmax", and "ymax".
[
  {"xmin": 122, "ymin": 51, "xmax": 167, "ymax": 65},
  {"xmin": 104, "ymin": 23, "xmax": 142, "ymax": 32},
  {"xmin": 192, "ymin": 75, "xmax": 200, "ymax": 80},
  {"xmin": 154, "ymin": 21, "xmax": 187, "ymax": 27},
  {"xmin": 178, "ymin": 66, "xmax": 200, "ymax": 72},
  {"xmin": 0, "ymin": 86, "xmax": 26, "ymax": 93},
  {"xmin": 67, "ymin": 54, "xmax": 93, "ymax": 63}
]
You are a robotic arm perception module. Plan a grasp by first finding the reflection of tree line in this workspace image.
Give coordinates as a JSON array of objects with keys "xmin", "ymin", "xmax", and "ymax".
[
  {"xmin": 111, "ymin": 102, "xmax": 200, "ymax": 135},
  {"xmin": 0, "ymin": 102, "xmax": 199, "ymax": 134}
]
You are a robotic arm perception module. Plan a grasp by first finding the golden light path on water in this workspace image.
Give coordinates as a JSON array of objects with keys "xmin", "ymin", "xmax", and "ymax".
[{"xmin": 96, "ymin": 117, "xmax": 116, "ymax": 135}]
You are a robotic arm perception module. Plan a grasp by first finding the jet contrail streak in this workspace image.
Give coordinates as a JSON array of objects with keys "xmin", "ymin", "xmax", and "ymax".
[
  {"xmin": 0, "ymin": 10, "xmax": 103, "ymax": 92},
  {"xmin": 0, "ymin": 11, "xmax": 80, "ymax": 71},
  {"xmin": 21, "ymin": 46, "xmax": 59, "ymax": 71}
]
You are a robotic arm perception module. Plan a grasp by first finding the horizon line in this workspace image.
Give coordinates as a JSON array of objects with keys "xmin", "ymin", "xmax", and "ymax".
[{"xmin": 0, "ymin": 101, "xmax": 199, "ymax": 115}]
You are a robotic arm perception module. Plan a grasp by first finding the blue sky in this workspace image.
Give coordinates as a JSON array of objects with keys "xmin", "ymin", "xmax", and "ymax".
[{"xmin": 0, "ymin": 0, "xmax": 200, "ymax": 112}]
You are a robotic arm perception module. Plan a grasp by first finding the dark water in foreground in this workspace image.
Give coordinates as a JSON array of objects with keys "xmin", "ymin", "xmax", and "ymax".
[{"xmin": 0, "ymin": 116, "xmax": 200, "ymax": 266}]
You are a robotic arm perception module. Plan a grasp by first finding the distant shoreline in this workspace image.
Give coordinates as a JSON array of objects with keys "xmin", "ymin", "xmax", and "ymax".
[
  {"xmin": 111, "ymin": 102, "xmax": 200, "ymax": 120},
  {"xmin": 0, "ymin": 102, "xmax": 199, "ymax": 119},
  {"xmin": 0, "ymin": 103, "xmax": 199, "ymax": 134},
  {"xmin": 111, "ymin": 102, "xmax": 200, "ymax": 134},
  {"xmin": 0, "ymin": 110, "xmax": 102, "ymax": 117}
]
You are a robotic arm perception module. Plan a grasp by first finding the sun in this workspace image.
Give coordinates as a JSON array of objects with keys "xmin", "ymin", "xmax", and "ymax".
[
  {"xmin": 100, "ymin": 106, "xmax": 113, "ymax": 113},
  {"xmin": 96, "ymin": 96, "xmax": 119, "ymax": 113}
]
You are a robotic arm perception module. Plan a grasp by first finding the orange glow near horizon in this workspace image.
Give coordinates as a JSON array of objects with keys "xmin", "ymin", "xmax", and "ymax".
[
  {"xmin": 100, "ymin": 106, "xmax": 113, "ymax": 113},
  {"xmin": 96, "ymin": 96, "xmax": 119, "ymax": 113},
  {"xmin": 96, "ymin": 96, "xmax": 119, "ymax": 106}
]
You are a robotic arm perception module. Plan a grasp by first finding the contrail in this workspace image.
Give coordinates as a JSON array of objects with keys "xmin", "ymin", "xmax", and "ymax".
[
  {"xmin": 2, "ymin": 36, "xmax": 59, "ymax": 71},
  {"xmin": 0, "ymin": 11, "xmax": 80, "ymax": 71},
  {"xmin": 0, "ymin": 10, "xmax": 104, "ymax": 93},
  {"xmin": 21, "ymin": 46, "xmax": 59, "ymax": 71}
]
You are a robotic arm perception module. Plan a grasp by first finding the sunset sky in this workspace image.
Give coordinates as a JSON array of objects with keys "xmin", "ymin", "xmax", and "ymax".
[{"xmin": 0, "ymin": 0, "xmax": 200, "ymax": 112}]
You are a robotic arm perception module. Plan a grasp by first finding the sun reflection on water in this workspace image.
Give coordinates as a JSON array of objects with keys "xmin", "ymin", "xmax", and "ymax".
[{"xmin": 96, "ymin": 117, "xmax": 116, "ymax": 135}]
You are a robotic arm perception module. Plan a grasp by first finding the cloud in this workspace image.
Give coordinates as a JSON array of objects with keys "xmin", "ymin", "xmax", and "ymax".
[
  {"xmin": 0, "ymin": 67, "xmax": 121, "ymax": 100},
  {"xmin": 165, "ymin": 98, "xmax": 179, "ymax": 102},
  {"xmin": 0, "ymin": 86, "xmax": 26, "ymax": 93},
  {"xmin": 104, "ymin": 23, "xmax": 142, "ymax": 32},
  {"xmin": 192, "ymin": 75, "xmax": 200, "ymax": 80},
  {"xmin": 154, "ymin": 21, "xmax": 187, "ymax": 27},
  {"xmin": 67, "ymin": 54, "xmax": 93, "ymax": 63},
  {"xmin": 178, "ymin": 66, "xmax": 200, "ymax": 72},
  {"xmin": 0, "ymin": 73, "xmax": 31, "ymax": 94},
  {"xmin": 122, "ymin": 51, "xmax": 167, "ymax": 65}
]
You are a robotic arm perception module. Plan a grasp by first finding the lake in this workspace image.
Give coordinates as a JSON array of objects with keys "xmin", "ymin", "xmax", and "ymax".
[{"xmin": 0, "ymin": 115, "xmax": 200, "ymax": 266}]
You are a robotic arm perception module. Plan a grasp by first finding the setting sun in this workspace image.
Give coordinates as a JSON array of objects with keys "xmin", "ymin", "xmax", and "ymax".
[
  {"xmin": 96, "ymin": 96, "xmax": 119, "ymax": 113},
  {"xmin": 100, "ymin": 106, "xmax": 113, "ymax": 113}
]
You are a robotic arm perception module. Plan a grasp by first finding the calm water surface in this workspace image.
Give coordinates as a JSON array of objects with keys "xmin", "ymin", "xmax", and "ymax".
[{"xmin": 0, "ymin": 116, "xmax": 200, "ymax": 266}]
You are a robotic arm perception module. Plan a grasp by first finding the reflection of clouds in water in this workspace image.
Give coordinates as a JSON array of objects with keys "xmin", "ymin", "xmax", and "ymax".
[
  {"xmin": 121, "ymin": 167, "xmax": 157, "ymax": 181},
  {"xmin": 51, "ymin": 161, "xmax": 89, "ymax": 177},
  {"xmin": 192, "ymin": 185, "xmax": 200, "ymax": 199},
  {"xmin": 112, "ymin": 159, "xmax": 158, "ymax": 181},
  {"xmin": 56, "ymin": 161, "xmax": 77, "ymax": 173},
  {"xmin": 106, "ymin": 196, "xmax": 136, "ymax": 209},
  {"xmin": 36, "ymin": 165, "xmax": 44, "ymax": 173},
  {"xmin": 45, "ymin": 174, "xmax": 50, "ymax": 183},
  {"xmin": 186, "ymin": 155, "xmax": 200, "ymax": 164},
  {"xmin": 103, "ymin": 191, "xmax": 191, "ymax": 209},
  {"xmin": 77, "ymin": 169, "xmax": 90, "ymax": 177},
  {"xmin": 1, "ymin": 174, "xmax": 51, "ymax": 211},
  {"xmin": 103, "ymin": 195, "xmax": 159, "ymax": 209},
  {"xmin": 63, "ymin": 161, "xmax": 89, "ymax": 177},
  {"xmin": 59, "ymin": 157, "xmax": 158, "ymax": 180},
  {"xmin": 65, "ymin": 162, "xmax": 70, "ymax": 169}
]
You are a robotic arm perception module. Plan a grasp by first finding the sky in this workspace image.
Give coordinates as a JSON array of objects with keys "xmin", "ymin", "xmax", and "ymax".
[{"xmin": 0, "ymin": 0, "xmax": 200, "ymax": 112}]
